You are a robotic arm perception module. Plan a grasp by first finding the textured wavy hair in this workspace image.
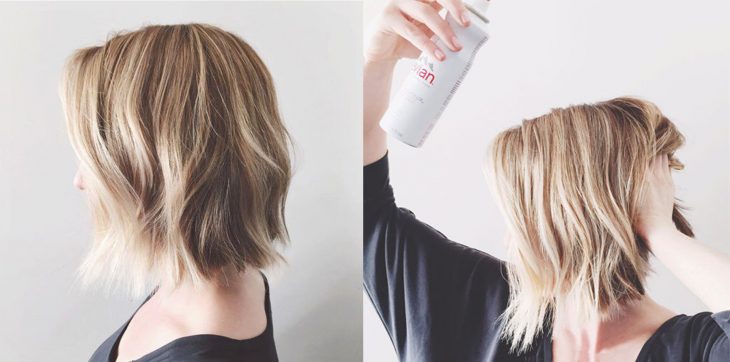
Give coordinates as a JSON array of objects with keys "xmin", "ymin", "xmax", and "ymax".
[
  {"xmin": 60, "ymin": 24, "xmax": 291, "ymax": 295},
  {"xmin": 487, "ymin": 97, "xmax": 693, "ymax": 353}
]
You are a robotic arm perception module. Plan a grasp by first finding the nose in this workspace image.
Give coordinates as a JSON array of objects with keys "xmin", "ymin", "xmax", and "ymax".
[{"xmin": 73, "ymin": 170, "xmax": 85, "ymax": 191}]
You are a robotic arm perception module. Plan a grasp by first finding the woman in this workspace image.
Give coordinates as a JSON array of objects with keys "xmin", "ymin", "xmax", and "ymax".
[
  {"xmin": 61, "ymin": 24, "xmax": 290, "ymax": 361},
  {"xmin": 363, "ymin": 0, "xmax": 730, "ymax": 361}
]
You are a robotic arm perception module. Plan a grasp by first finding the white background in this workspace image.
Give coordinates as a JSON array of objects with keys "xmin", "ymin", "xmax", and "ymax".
[
  {"xmin": 364, "ymin": 0, "xmax": 730, "ymax": 360},
  {"xmin": 0, "ymin": 2, "xmax": 362, "ymax": 361}
]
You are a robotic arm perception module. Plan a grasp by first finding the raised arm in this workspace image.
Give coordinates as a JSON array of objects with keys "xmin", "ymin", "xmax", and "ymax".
[
  {"xmin": 363, "ymin": 2, "xmax": 513, "ymax": 360},
  {"xmin": 635, "ymin": 154, "xmax": 730, "ymax": 312},
  {"xmin": 364, "ymin": 0, "xmax": 467, "ymax": 165},
  {"xmin": 363, "ymin": 61, "xmax": 392, "ymax": 165}
]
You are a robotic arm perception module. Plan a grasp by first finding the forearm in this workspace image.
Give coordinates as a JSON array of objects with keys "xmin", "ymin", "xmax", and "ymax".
[
  {"xmin": 364, "ymin": 60, "xmax": 396, "ymax": 165},
  {"xmin": 647, "ymin": 228, "xmax": 730, "ymax": 312}
]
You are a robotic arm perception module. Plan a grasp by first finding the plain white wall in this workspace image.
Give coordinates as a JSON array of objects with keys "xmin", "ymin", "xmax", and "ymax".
[
  {"xmin": 363, "ymin": 0, "xmax": 730, "ymax": 360},
  {"xmin": 0, "ymin": 2, "xmax": 362, "ymax": 361}
]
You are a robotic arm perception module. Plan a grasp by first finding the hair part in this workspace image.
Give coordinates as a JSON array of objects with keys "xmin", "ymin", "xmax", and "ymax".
[
  {"xmin": 487, "ymin": 97, "xmax": 693, "ymax": 353},
  {"xmin": 60, "ymin": 24, "xmax": 291, "ymax": 296}
]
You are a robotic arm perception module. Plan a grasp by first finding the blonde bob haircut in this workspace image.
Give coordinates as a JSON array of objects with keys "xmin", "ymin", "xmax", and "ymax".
[
  {"xmin": 488, "ymin": 97, "xmax": 693, "ymax": 353},
  {"xmin": 60, "ymin": 24, "xmax": 291, "ymax": 295}
]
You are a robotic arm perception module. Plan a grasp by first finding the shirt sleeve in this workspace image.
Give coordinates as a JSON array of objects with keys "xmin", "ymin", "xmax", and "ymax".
[
  {"xmin": 363, "ymin": 154, "xmax": 510, "ymax": 361},
  {"xmin": 647, "ymin": 310, "xmax": 730, "ymax": 362},
  {"xmin": 709, "ymin": 310, "xmax": 730, "ymax": 361}
]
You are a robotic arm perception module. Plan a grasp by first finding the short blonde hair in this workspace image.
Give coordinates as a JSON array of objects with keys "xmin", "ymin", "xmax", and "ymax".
[
  {"xmin": 488, "ymin": 97, "xmax": 693, "ymax": 353},
  {"xmin": 60, "ymin": 24, "xmax": 291, "ymax": 295}
]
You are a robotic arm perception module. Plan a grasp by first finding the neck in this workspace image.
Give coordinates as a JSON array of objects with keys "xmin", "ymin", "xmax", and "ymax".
[
  {"xmin": 121, "ymin": 265, "xmax": 268, "ymax": 349},
  {"xmin": 155, "ymin": 265, "xmax": 261, "ymax": 309},
  {"xmin": 553, "ymin": 295, "xmax": 675, "ymax": 357}
]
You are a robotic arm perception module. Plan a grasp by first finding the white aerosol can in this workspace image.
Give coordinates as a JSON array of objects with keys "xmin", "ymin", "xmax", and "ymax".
[{"xmin": 380, "ymin": 0, "xmax": 491, "ymax": 147}]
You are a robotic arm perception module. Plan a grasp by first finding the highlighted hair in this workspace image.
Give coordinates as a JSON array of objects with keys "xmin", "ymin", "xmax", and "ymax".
[
  {"xmin": 60, "ymin": 24, "xmax": 291, "ymax": 295},
  {"xmin": 488, "ymin": 97, "xmax": 693, "ymax": 353}
]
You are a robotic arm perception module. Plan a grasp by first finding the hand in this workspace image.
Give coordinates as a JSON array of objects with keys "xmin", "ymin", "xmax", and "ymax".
[
  {"xmin": 365, "ymin": 0, "xmax": 469, "ymax": 64},
  {"xmin": 636, "ymin": 155, "xmax": 730, "ymax": 312},
  {"xmin": 635, "ymin": 154, "xmax": 678, "ymax": 241}
]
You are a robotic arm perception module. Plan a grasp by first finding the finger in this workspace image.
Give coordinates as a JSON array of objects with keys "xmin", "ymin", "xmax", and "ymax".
[
  {"xmin": 421, "ymin": 0, "xmax": 444, "ymax": 12},
  {"xmin": 648, "ymin": 155, "xmax": 659, "ymax": 178},
  {"xmin": 428, "ymin": 0, "xmax": 443, "ymax": 12},
  {"xmin": 391, "ymin": 15, "xmax": 446, "ymax": 61},
  {"xmin": 400, "ymin": 1, "xmax": 462, "ymax": 51},
  {"xmin": 652, "ymin": 154, "xmax": 662, "ymax": 172},
  {"xmin": 667, "ymin": 168, "xmax": 675, "ymax": 194},
  {"xmin": 656, "ymin": 154, "xmax": 664, "ymax": 175},
  {"xmin": 654, "ymin": 155, "xmax": 671, "ymax": 190},
  {"xmin": 664, "ymin": 155, "xmax": 675, "ymax": 189},
  {"xmin": 435, "ymin": 0, "xmax": 470, "ymax": 27},
  {"xmin": 648, "ymin": 155, "xmax": 663, "ymax": 185},
  {"xmin": 662, "ymin": 155, "xmax": 676, "ymax": 196}
]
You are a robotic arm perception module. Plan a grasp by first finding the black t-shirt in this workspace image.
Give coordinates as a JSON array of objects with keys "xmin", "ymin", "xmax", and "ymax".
[
  {"xmin": 89, "ymin": 276, "xmax": 278, "ymax": 362},
  {"xmin": 364, "ymin": 154, "xmax": 730, "ymax": 362}
]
